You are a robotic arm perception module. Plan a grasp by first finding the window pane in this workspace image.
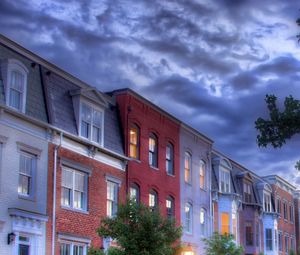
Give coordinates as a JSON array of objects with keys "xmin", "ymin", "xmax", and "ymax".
[
  {"xmin": 92, "ymin": 126, "xmax": 100, "ymax": 143},
  {"xmin": 185, "ymin": 203, "xmax": 192, "ymax": 233},
  {"xmin": 200, "ymin": 161, "xmax": 205, "ymax": 189},
  {"xmin": 74, "ymin": 172, "xmax": 85, "ymax": 192},
  {"xmin": 74, "ymin": 191, "xmax": 83, "ymax": 209},
  {"xmin": 81, "ymin": 121, "xmax": 89, "ymax": 138},
  {"xmin": 61, "ymin": 187, "xmax": 71, "ymax": 206},
  {"xmin": 184, "ymin": 153, "xmax": 191, "ymax": 183},
  {"xmin": 166, "ymin": 144, "xmax": 174, "ymax": 175},
  {"xmin": 10, "ymin": 89, "xmax": 21, "ymax": 109},
  {"xmin": 93, "ymin": 110, "xmax": 102, "ymax": 127},
  {"xmin": 221, "ymin": 213, "xmax": 230, "ymax": 235},
  {"xmin": 62, "ymin": 169, "xmax": 73, "ymax": 188},
  {"xmin": 60, "ymin": 243, "xmax": 70, "ymax": 255}
]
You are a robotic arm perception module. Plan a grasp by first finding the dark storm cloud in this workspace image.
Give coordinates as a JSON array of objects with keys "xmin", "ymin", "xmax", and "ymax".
[{"xmin": 1, "ymin": 0, "xmax": 300, "ymax": 184}]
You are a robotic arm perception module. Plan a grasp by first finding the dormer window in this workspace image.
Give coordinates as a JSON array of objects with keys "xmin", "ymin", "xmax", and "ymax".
[
  {"xmin": 5, "ymin": 59, "xmax": 28, "ymax": 112},
  {"xmin": 264, "ymin": 193, "xmax": 271, "ymax": 212},
  {"xmin": 80, "ymin": 102, "xmax": 104, "ymax": 145},
  {"xmin": 220, "ymin": 169, "xmax": 230, "ymax": 193},
  {"xmin": 244, "ymin": 182, "xmax": 252, "ymax": 203}
]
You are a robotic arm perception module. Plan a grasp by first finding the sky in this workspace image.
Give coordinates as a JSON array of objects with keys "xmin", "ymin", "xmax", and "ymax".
[{"xmin": 1, "ymin": 0, "xmax": 300, "ymax": 186}]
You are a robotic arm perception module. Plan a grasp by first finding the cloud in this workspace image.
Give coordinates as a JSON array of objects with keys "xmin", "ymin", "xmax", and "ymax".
[{"xmin": 1, "ymin": 0, "xmax": 300, "ymax": 186}]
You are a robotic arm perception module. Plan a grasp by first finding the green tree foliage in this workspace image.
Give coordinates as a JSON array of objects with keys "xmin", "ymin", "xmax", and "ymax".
[
  {"xmin": 255, "ymin": 94, "xmax": 300, "ymax": 170},
  {"xmin": 203, "ymin": 232, "xmax": 243, "ymax": 255},
  {"xmin": 94, "ymin": 200, "xmax": 182, "ymax": 255}
]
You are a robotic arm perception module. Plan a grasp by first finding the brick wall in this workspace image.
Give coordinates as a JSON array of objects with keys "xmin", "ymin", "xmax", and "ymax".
[{"xmin": 46, "ymin": 144, "xmax": 126, "ymax": 255}]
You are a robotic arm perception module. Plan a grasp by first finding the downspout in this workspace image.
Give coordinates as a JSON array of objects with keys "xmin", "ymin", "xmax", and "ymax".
[
  {"xmin": 208, "ymin": 148, "xmax": 213, "ymax": 236},
  {"xmin": 52, "ymin": 132, "xmax": 62, "ymax": 255}
]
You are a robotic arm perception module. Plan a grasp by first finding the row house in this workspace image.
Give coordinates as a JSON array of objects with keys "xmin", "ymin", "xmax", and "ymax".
[
  {"xmin": 2, "ymin": 34, "xmax": 300, "ymax": 255},
  {"xmin": 211, "ymin": 151, "xmax": 240, "ymax": 243},
  {"xmin": 111, "ymin": 89, "xmax": 181, "ymax": 223},
  {"xmin": 0, "ymin": 34, "xmax": 128, "ymax": 255},
  {"xmin": 263, "ymin": 175, "xmax": 297, "ymax": 255},
  {"xmin": 180, "ymin": 123, "xmax": 213, "ymax": 255},
  {"xmin": 232, "ymin": 163, "xmax": 263, "ymax": 255},
  {"xmin": 0, "ymin": 35, "xmax": 50, "ymax": 255}
]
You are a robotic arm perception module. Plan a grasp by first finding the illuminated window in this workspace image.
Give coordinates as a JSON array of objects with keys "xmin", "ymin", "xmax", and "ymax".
[
  {"xmin": 199, "ymin": 160, "xmax": 206, "ymax": 190},
  {"xmin": 185, "ymin": 203, "xmax": 192, "ymax": 233},
  {"xmin": 129, "ymin": 125, "xmax": 139, "ymax": 159},
  {"xmin": 149, "ymin": 189, "xmax": 158, "ymax": 211},
  {"xmin": 149, "ymin": 134, "xmax": 158, "ymax": 167},
  {"xmin": 221, "ymin": 212, "xmax": 229, "ymax": 235},
  {"xmin": 166, "ymin": 196, "xmax": 175, "ymax": 219},
  {"xmin": 220, "ymin": 169, "xmax": 230, "ymax": 193},
  {"xmin": 166, "ymin": 143, "xmax": 174, "ymax": 175},
  {"xmin": 184, "ymin": 152, "xmax": 192, "ymax": 184},
  {"xmin": 107, "ymin": 181, "xmax": 119, "ymax": 217}
]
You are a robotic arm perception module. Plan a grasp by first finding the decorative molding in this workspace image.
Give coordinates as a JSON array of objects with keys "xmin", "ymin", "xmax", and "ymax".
[
  {"xmin": 60, "ymin": 158, "xmax": 92, "ymax": 175},
  {"xmin": 0, "ymin": 135, "xmax": 8, "ymax": 144},
  {"xmin": 58, "ymin": 233, "xmax": 91, "ymax": 244},
  {"xmin": 16, "ymin": 142, "xmax": 42, "ymax": 158}
]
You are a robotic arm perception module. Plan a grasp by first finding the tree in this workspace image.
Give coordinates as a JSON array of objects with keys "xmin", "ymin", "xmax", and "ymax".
[
  {"xmin": 255, "ymin": 94, "xmax": 300, "ymax": 170},
  {"xmin": 93, "ymin": 200, "xmax": 182, "ymax": 255},
  {"xmin": 203, "ymin": 232, "xmax": 243, "ymax": 255}
]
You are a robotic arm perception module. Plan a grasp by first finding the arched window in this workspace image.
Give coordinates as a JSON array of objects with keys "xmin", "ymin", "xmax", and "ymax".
[
  {"xmin": 166, "ymin": 143, "xmax": 174, "ymax": 175},
  {"xmin": 130, "ymin": 183, "xmax": 140, "ymax": 203},
  {"xmin": 129, "ymin": 124, "xmax": 139, "ymax": 159},
  {"xmin": 149, "ymin": 189, "xmax": 158, "ymax": 211},
  {"xmin": 200, "ymin": 208, "xmax": 206, "ymax": 236},
  {"xmin": 149, "ymin": 133, "xmax": 158, "ymax": 167},
  {"xmin": 166, "ymin": 196, "xmax": 175, "ymax": 219},
  {"xmin": 5, "ymin": 59, "xmax": 28, "ymax": 112},
  {"xmin": 185, "ymin": 202, "xmax": 192, "ymax": 233},
  {"xmin": 184, "ymin": 152, "xmax": 192, "ymax": 184},
  {"xmin": 199, "ymin": 160, "xmax": 206, "ymax": 190}
]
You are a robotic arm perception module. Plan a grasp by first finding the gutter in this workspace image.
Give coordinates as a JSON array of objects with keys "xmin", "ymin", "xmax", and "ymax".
[
  {"xmin": 51, "ymin": 132, "xmax": 62, "ymax": 255},
  {"xmin": 0, "ymin": 104, "xmax": 130, "ymax": 162}
]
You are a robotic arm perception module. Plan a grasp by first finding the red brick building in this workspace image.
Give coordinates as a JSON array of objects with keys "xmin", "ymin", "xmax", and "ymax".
[
  {"xmin": 263, "ymin": 175, "xmax": 297, "ymax": 254},
  {"xmin": 41, "ymin": 66, "xmax": 127, "ymax": 254},
  {"xmin": 111, "ymin": 89, "xmax": 181, "ymax": 223}
]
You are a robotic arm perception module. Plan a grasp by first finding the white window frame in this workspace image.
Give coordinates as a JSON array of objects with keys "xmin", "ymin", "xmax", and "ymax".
[
  {"xmin": 79, "ymin": 101, "xmax": 104, "ymax": 146},
  {"xmin": 184, "ymin": 152, "xmax": 192, "ymax": 184},
  {"xmin": 107, "ymin": 180, "xmax": 119, "ymax": 217},
  {"xmin": 166, "ymin": 143, "xmax": 174, "ymax": 175},
  {"xmin": 149, "ymin": 133, "xmax": 158, "ymax": 168},
  {"xmin": 5, "ymin": 59, "xmax": 29, "ymax": 113},
  {"xmin": 200, "ymin": 208, "xmax": 207, "ymax": 236},
  {"xmin": 220, "ymin": 168, "xmax": 230, "ymax": 193},
  {"xmin": 166, "ymin": 196, "xmax": 175, "ymax": 219},
  {"xmin": 264, "ymin": 193, "xmax": 272, "ymax": 212},
  {"xmin": 18, "ymin": 151, "xmax": 37, "ymax": 200},
  {"xmin": 199, "ymin": 160, "xmax": 206, "ymax": 190},
  {"xmin": 59, "ymin": 241, "xmax": 88, "ymax": 255},
  {"xmin": 185, "ymin": 202, "xmax": 193, "ymax": 234},
  {"xmin": 61, "ymin": 166, "xmax": 88, "ymax": 212},
  {"xmin": 266, "ymin": 228, "xmax": 273, "ymax": 251}
]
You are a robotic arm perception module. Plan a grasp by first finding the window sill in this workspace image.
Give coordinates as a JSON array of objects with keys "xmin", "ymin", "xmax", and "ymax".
[
  {"xmin": 150, "ymin": 165, "xmax": 159, "ymax": 171},
  {"xmin": 18, "ymin": 194, "xmax": 35, "ymax": 202},
  {"xmin": 167, "ymin": 173, "xmax": 175, "ymax": 177},
  {"xmin": 130, "ymin": 158, "xmax": 141, "ymax": 163},
  {"xmin": 61, "ymin": 206, "xmax": 89, "ymax": 215}
]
